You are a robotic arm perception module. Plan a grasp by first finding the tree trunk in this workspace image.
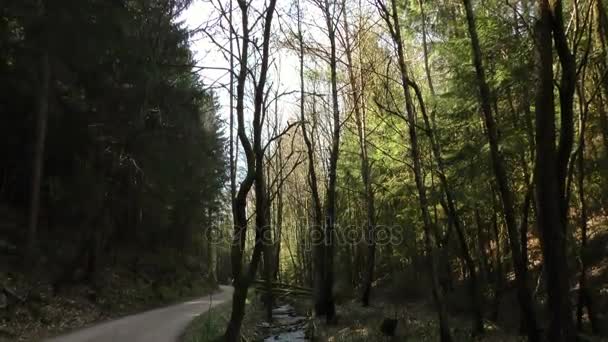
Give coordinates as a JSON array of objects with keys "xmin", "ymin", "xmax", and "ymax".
[
  {"xmin": 208, "ymin": 228, "xmax": 217, "ymax": 283},
  {"xmin": 253, "ymin": 0, "xmax": 277, "ymax": 324},
  {"xmin": 418, "ymin": 0, "xmax": 435, "ymax": 97},
  {"xmin": 26, "ymin": 49, "xmax": 51, "ymax": 263},
  {"xmin": 259, "ymin": 158, "xmax": 273, "ymax": 321},
  {"xmin": 317, "ymin": 0, "xmax": 341, "ymax": 323},
  {"xmin": 575, "ymin": 85, "xmax": 600, "ymax": 335},
  {"xmin": 533, "ymin": 1, "xmax": 575, "ymax": 339},
  {"xmin": 411, "ymin": 81, "xmax": 485, "ymax": 334},
  {"xmin": 475, "ymin": 209, "xmax": 489, "ymax": 284},
  {"xmin": 598, "ymin": 93, "xmax": 608, "ymax": 155},
  {"xmin": 342, "ymin": 5, "xmax": 376, "ymax": 307},
  {"xmin": 224, "ymin": 282, "xmax": 249, "ymax": 342},
  {"xmin": 273, "ymin": 142, "xmax": 284, "ymax": 281},
  {"xmin": 378, "ymin": 0, "xmax": 453, "ymax": 339},
  {"xmin": 462, "ymin": 0, "xmax": 539, "ymax": 339},
  {"xmin": 489, "ymin": 200, "xmax": 504, "ymax": 322},
  {"xmin": 439, "ymin": 216, "xmax": 455, "ymax": 293},
  {"xmin": 296, "ymin": 0, "xmax": 326, "ymax": 317},
  {"xmin": 597, "ymin": 0, "xmax": 608, "ymax": 156},
  {"xmin": 518, "ymin": 183, "xmax": 533, "ymax": 334},
  {"xmin": 224, "ymin": 0, "xmax": 277, "ymax": 339},
  {"xmin": 229, "ymin": 0, "xmax": 237, "ymax": 214}
]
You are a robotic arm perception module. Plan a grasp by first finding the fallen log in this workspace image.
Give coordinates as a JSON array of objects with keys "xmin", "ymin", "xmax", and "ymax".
[
  {"xmin": 252, "ymin": 280, "xmax": 312, "ymax": 293},
  {"xmin": 254, "ymin": 287, "xmax": 312, "ymax": 297},
  {"xmin": 2, "ymin": 285, "xmax": 25, "ymax": 303}
]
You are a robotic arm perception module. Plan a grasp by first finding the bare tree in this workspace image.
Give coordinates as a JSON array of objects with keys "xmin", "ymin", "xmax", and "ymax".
[
  {"xmin": 311, "ymin": 0, "xmax": 342, "ymax": 322},
  {"xmin": 341, "ymin": 2, "xmax": 376, "ymax": 307},
  {"xmin": 224, "ymin": 0, "xmax": 278, "ymax": 339},
  {"xmin": 292, "ymin": 0, "xmax": 327, "ymax": 317},
  {"xmin": 229, "ymin": 0, "xmax": 236, "ymax": 223}
]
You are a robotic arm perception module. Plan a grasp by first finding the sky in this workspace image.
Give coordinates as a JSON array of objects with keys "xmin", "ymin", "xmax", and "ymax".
[{"xmin": 179, "ymin": 0, "xmax": 302, "ymax": 127}]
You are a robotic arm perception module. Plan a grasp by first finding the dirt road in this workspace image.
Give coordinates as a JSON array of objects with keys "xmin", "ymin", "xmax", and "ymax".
[{"xmin": 46, "ymin": 285, "xmax": 233, "ymax": 342}]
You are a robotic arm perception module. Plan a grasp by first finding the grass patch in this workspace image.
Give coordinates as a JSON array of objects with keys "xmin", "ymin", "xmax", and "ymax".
[
  {"xmin": 182, "ymin": 301, "xmax": 232, "ymax": 342},
  {"xmin": 182, "ymin": 291, "xmax": 266, "ymax": 342}
]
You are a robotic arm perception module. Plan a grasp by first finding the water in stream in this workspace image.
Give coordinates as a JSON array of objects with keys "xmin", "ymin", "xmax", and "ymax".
[{"xmin": 259, "ymin": 304, "xmax": 309, "ymax": 341}]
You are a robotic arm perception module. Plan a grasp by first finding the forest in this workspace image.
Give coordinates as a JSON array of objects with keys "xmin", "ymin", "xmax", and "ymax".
[{"xmin": 1, "ymin": 0, "xmax": 608, "ymax": 341}]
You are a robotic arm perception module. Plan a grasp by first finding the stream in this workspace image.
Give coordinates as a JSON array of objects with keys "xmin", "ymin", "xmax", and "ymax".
[{"xmin": 258, "ymin": 304, "xmax": 309, "ymax": 342}]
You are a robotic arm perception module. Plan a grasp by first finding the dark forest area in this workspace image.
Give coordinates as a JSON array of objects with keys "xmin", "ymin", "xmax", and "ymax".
[{"xmin": 1, "ymin": 0, "xmax": 226, "ymax": 339}]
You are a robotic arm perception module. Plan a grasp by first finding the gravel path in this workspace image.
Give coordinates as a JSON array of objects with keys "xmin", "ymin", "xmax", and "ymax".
[{"xmin": 46, "ymin": 285, "xmax": 233, "ymax": 342}]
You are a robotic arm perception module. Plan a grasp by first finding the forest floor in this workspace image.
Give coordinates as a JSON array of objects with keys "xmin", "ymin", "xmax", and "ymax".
[
  {"xmin": 314, "ymin": 227, "xmax": 608, "ymax": 342},
  {"xmin": 182, "ymin": 286, "xmax": 526, "ymax": 342},
  {"xmin": 183, "ymin": 288, "xmax": 608, "ymax": 342},
  {"xmin": 183, "ymin": 227, "xmax": 608, "ymax": 342},
  {"xmin": 313, "ymin": 292, "xmax": 523, "ymax": 341},
  {"xmin": 0, "ymin": 265, "xmax": 218, "ymax": 341}
]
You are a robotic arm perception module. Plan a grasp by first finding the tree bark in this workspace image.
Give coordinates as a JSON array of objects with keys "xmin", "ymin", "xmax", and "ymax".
[
  {"xmin": 575, "ymin": 85, "xmax": 600, "ymax": 334},
  {"xmin": 411, "ymin": 81, "xmax": 485, "ymax": 334},
  {"xmin": 597, "ymin": 0, "xmax": 608, "ymax": 156},
  {"xmin": 533, "ymin": 0, "xmax": 575, "ymax": 339},
  {"xmin": 26, "ymin": 47, "xmax": 51, "ymax": 263},
  {"xmin": 418, "ymin": 0, "xmax": 435, "ymax": 97},
  {"xmin": 489, "ymin": 195, "xmax": 504, "ymax": 322},
  {"xmin": 598, "ymin": 93, "xmax": 608, "ymax": 155},
  {"xmin": 462, "ymin": 0, "xmax": 539, "ymax": 339},
  {"xmin": 224, "ymin": 0, "xmax": 278, "ymax": 339},
  {"xmin": 229, "ymin": 0, "xmax": 236, "ymax": 213},
  {"xmin": 273, "ymin": 137, "xmax": 284, "ymax": 281},
  {"xmin": 377, "ymin": 0, "xmax": 453, "ymax": 339},
  {"xmin": 342, "ymin": 4, "xmax": 377, "ymax": 307},
  {"xmin": 475, "ymin": 209, "xmax": 489, "ymax": 284},
  {"xmin": 296, "ymin": 0, "xmax": 327, "ymax": 317},
  {"xmin": 224, "ymin": 281, "xmax": 250, "ymax": 342},
  {"xmin": 319, "ymin": 0, "xmax": 340, "ymax": 322}
]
